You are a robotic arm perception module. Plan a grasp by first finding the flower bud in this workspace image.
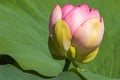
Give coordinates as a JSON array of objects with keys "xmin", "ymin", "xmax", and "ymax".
[{"xmin": 48, "ymin": 4, "xmax": 104, "ymax": 63}]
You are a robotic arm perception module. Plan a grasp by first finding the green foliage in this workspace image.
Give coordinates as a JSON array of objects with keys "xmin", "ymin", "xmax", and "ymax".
[
  {"xmin": 0, "ymin": 0, "xmax": 120, "ymax": 79},
  {"xmin": 0, "ymin": 64, "xmax": 81, "ymax": 80}
]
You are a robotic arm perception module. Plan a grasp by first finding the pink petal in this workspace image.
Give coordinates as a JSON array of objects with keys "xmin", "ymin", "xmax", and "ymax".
[
  {"xmin": 94, "ymin": 18, "xmax": 104, "ymax": 46},
  {"xmin": 64, "ymin": 4, "xmax": 89, "ymax": 34},
  {"xmin": 62, "ymin": 4, "xmax": 74, "ymax": 18},
  {"xmin": 89, "ymin": 9, "xmax": 100, "ymax": 19},
  {"xmin": 63, "ymin": 4, "xmax": 101, "ymax": 34},
  {"xmin": 49, "ymin": 4, "xmax": 62, "ymax": 34},
  {"xmin": 72, "ymin": 18, "xmax": 102, "ymax": 54},
  {"xmin": 77, "ymin": 4, "xmax": 89, "ymax": 13}
]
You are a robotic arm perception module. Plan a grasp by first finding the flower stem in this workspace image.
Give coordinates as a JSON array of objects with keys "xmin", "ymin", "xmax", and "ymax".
[
  {"xmin": 70, "ymin": 68, "xmax": 87, "ymax": 80},
  {"xmin": 72, "ymin": 61, "xmax": 85, "ymax": 71},
  {"xmin": 72, "ymin": 61, "xmax": 87, "ymax": 80},
  {"xmin": 62, "ymin": 58, "xmax": 71, "ymax": 71}
]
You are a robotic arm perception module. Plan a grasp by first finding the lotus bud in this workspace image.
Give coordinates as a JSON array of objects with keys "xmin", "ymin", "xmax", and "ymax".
[{"xmin": 48, "ymin": 4, "xmax": 104, "ymax": 63}]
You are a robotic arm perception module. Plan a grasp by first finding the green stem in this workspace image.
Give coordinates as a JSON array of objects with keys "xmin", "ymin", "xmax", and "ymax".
[
  {"xmin": 72, "ymin": 61, "xmax": 85, "ymax": 71},
  {"xmin": 62, "ymin": 58, "xmax": 71, "ymax": 71},
  {"xmin": 72, "ymin": 68, "xmax": 87, "ymax": 80},
  {"xmin": 72, "ymin": 61, "xmax": 87, "ymax": 80}
]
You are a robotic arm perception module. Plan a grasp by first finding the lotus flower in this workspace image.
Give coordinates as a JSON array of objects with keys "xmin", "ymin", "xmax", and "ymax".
[{"xmin": 48, "ymin": 4, "xmax": 104, "ymax": 63}]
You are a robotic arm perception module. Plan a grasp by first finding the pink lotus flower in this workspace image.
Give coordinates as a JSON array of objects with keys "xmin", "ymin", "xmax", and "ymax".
[{"xmin": 48, "ymin": 4, "xmax": 104, "ymax": 63}]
